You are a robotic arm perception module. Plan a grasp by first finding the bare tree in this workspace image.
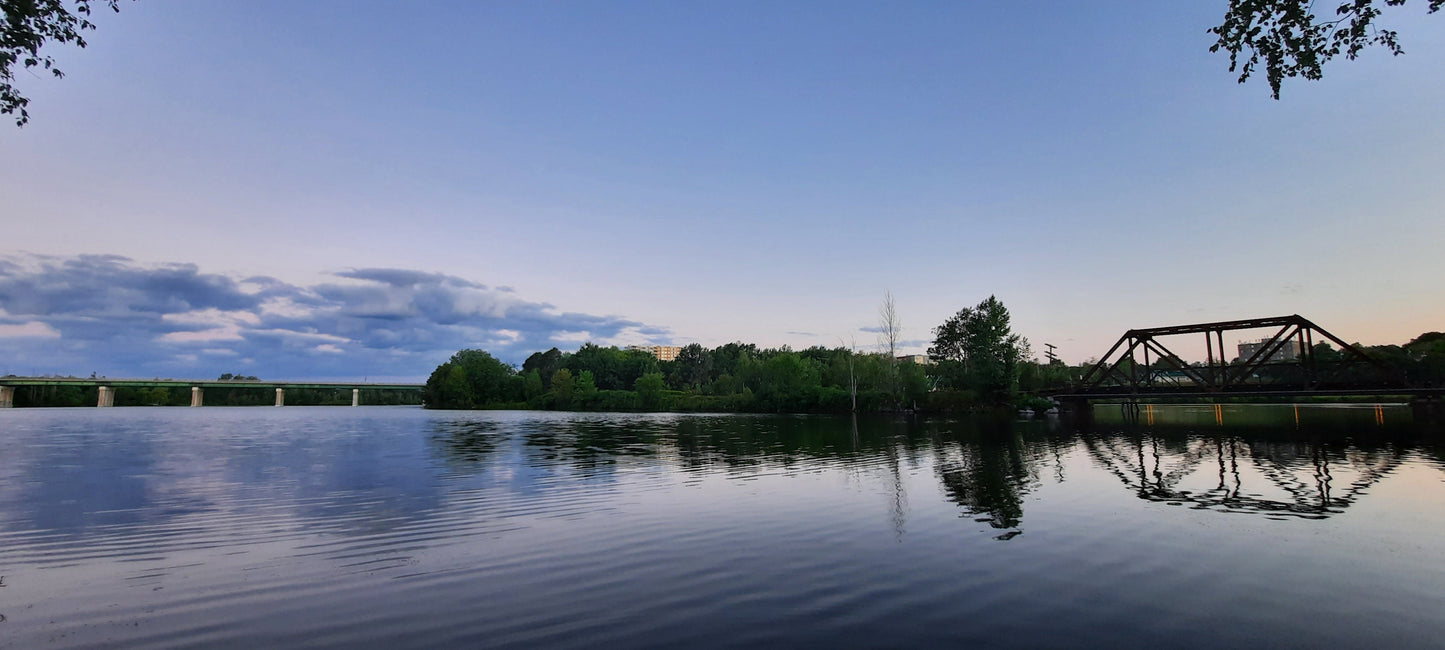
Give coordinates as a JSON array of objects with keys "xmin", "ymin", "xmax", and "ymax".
[{"xmin": 879, "ymin": 291, "xmax": 901, "ymax": 406}]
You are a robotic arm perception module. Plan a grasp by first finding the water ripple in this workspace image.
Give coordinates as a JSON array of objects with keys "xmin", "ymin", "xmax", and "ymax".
[{"xmin": 0, "ymin": 407, "xmax": 1442, "ymax": 648}]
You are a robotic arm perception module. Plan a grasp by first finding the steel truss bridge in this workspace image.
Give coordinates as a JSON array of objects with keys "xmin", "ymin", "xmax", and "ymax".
[{"xmin": 1050, "ymin": 315, "xmax": 1443, "ymax": 404}]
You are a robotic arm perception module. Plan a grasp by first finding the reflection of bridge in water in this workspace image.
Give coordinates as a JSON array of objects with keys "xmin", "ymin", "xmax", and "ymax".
[{"xmin": 1083, "ymin": 434, "xmax": 1406, "ymax": 519}]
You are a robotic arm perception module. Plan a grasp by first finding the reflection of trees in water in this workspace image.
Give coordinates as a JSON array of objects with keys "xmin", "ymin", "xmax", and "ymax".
[
  {"xmin": 523, "ymin": 416, "xmax": 671, "ymax": 479},
  {"xmin": 1083, "ymin": 432, "xmax": 1404, "ymax": 519},
  {"xmin": 430, "ymin": 420, "xmax": 501, "ymax": 465},
  {"xmin": 933, "ymin": 427, "xmax": 1045, "ymax": 534},
  {"xmin": 426, "ymin": 413, "xmax": 1073, "ymax": 540}
]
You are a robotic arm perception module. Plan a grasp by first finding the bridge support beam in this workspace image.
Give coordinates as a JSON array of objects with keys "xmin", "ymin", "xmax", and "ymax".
[
  {"xmin": 352, "ymin": 388, "xmax": 360, "ymax": 407},
  {"xmin": 0, "ymin": 385, "xmax": 13, "ymax": 408},
  {"xmin": 97, "ymin": 386, "xmax": 115, "ymax": 407},
  {"xmin": 275, "ymin": 388, "xmax": 285, "ymax": 407},
  {"xmin": 190, "ymin": 386, "xmax": 204, "ymax": 407}
]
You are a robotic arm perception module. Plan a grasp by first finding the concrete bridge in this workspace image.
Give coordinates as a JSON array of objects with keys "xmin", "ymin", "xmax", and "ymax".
[{"xmin": 0, "ymin": 377, "xmax": 423, "ymax": 408}]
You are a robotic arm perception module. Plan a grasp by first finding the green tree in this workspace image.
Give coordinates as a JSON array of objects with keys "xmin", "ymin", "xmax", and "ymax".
[
  {"xmin": 523, "ymin": 369, "xmax": 545, "ymax": 400},
  {"xmin": 141, "ymin": 386, "xmax": 170, "ymax": 405},
  {"xmin": 576, "ymin": 369, "xmax": 598, "ymax": 400},
  {"xmin": 423, "ymin": 349, "xmax": 515, "ymax": 408},
  {"xmin": 672, "ymin": 343, "xmax": 712, "ymax": 389},
  {"xmin": 567, "ymin": 343, "xmax": 622, "ymax": 389},
  {"xmin": 754, "ymin": 350, "xmax": 820, "ymax": 411},
  {"xmin": 1404, "ymin": 331, "xmax": 1445, "ymax": 385},
  {"xmin": 709, "ymin": 372, "xmax": 741, "ymax": 396},
  {"xmin": 3, "ymin": 0, "xmax": 124, "ymax": 126},
  {"xmin": 618, "ymin": 349, "xmax": 660, "ymax": 389},
  {"xmin": 1210, "ymin": 0, "xmax": 1442, "ymax": 99},
  {"xmin": 928, "ymin": 296, "xmax": 1029, "ymax": 404},
  {"xmin": 551, "ymin": 368, "xmax": 575, "ymax": 409},
  {"xmin": 635, "ymin": 372, "xmax": 665, "ymax": 410},
  {"xmin": 522, "ymin": 347, "xmax": 563, "ymax": 388},
  {"xmin": 710, "ymin": 342, "xmax": 758, "ymax": 380},
  {"xmin": 423, "ymin": 364, "xmax": 473, "ymax": 409}
]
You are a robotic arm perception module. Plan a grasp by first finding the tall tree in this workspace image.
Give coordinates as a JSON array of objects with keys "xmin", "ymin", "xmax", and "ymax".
[
  {"xmin": 576, "ymin": 370, "xmax": 598, "ymax": 400},
  {"xmin": 634, "ymin": 372, "xmax": 665, "ymax": 410},
  {"xmin": 422, "ymin": 349, "xmax": 515, "ymax": 409},
  {"xmin": 550, "ymin": 368, "xmax": 574, "ymax": 409},
  {"xmin": 672, "ymin": 343, "xmax": 712, "ymax": 389},
  {"xmin": 522, "ymin": 369, "xmax": 545, "ymax": 400},
  {"xmin": 3, "ymin": 0, "xmax": 123, "ymax": 126},
  {"xmin": 710, "ymin": 342, "xmax": 758, "ymax": 379},
  {"xmin": 522, "ymin": 347, "xmax": 563, "ymax": 388},
  {"xmin": 929, "ymin": 296, "xmax": 1030, "ymax": 403},
  {"xmin": 1210, "ymin": 0, "xmax": 1442, "ymax": 99},
  {"xmin": 878, "ymin": 291, "xmax": 902, "ymax": 406}
]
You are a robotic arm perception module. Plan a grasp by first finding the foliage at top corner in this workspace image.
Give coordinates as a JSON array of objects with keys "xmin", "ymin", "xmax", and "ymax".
[
  {"xmin": 2, "ymin": 0, "xmax": 123, "ymax": 127},
  {"xmin": 1210, "ymin": 0, "xmax": 1442, "ymax": 99}
]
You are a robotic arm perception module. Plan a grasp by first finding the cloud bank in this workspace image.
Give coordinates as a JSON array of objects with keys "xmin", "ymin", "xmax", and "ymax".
[{"xmin": 0, "ymin": 255, "xmax": 670, "ymax": 380}]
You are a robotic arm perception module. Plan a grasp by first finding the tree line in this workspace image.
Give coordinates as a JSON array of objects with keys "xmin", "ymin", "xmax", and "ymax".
[
  {"xmin": 425, "ymin": 294, "xmax": 1445, "ymax": 413},
  {"xmin": 425, "ymin": 296, "xmax": 1040, "ymax": 413}
]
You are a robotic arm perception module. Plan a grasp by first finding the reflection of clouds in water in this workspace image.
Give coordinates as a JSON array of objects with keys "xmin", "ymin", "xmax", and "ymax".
[
  {"xmin": 3, "ymin": 410, "xmax": 1432, "ymax": 562},
  {"xmin": 14, "ymin": 430, "xmax": 161, "ymax": 532},
  {"xmin": 0, "ymin": 415, "xmax": 217, "ymax": 537},
  {"xmin": 0, "ymin": 411, "xmax": 453, "ymax": 543},
  {"xmin": 218, "ymin": 420, "xmax": 446, "ymax": 533}
]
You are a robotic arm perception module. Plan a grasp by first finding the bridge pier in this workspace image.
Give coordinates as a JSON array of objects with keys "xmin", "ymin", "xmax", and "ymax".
[
  {"xmin": 275, "ymin": 388, "xmax": 285, "ymax": 407},
  {"xmin": 97, "ymin": 386, "xmax": 115, "ymax": 407},
  {"xmin": 190, "ymin": 386, "xmax": 204, "ymax": 407},
  {"xmin": 0, "ymin": 385, "xmax": 13, "ymax": 408},
  {"xmin": 352, "ymin": 388, "xmax": 360, "ymax": 407},
  {"xmin": 1119, "ymin": 400, "xmax": 1142, "ymax": 424}
]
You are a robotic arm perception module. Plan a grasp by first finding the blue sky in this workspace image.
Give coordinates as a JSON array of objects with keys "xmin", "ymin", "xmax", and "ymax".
[{"xmin": 2, "ymin": 1, "xmax": 1442, "ymax": 380}]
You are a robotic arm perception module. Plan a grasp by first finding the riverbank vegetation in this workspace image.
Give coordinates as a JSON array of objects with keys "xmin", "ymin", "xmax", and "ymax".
[
  {"xmin": 424, "ymin": 295, "xmax": 1445, "ymax": 413},
  {"xmin": 425, "ymin": 296, "xmax": 1043, "ymax": 413}
]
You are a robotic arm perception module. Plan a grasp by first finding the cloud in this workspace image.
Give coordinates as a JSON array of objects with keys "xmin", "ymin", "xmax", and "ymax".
[
  {"xmin": 858, "ymin": 325, "xmax": 886, "ymax": 334},
  {"xmin": 0, "ymin": 321, "xmax": 62, "ymax": 338},
  {"xmin": 0, "ymin": 254, "xmax": 671, "ymax": 380}
]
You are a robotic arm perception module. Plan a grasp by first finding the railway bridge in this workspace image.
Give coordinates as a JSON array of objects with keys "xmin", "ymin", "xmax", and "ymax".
[{"xmin": 1047, "ymin": 315, "xmax": 1444, "ymax": 420}]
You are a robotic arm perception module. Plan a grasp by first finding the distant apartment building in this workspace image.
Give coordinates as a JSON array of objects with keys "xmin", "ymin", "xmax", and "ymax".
[
  {"xmin": 896, "ymin": 354, "xmax": 933, "ymax": 365},
  {"xmin": 628, "ymin": 345, "xmax": 683, "ymax": 361},
  {"xmin": 1236, "ymin": 338, "xmax": 1302, "ymax": 363}
]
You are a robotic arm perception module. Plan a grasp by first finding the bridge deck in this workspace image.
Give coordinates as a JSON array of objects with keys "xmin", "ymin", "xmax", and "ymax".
[
  {"xmin": 1049, "ymin": 386, "xmax": 1445, "ymax": 401},
  {"xmin": 0, "ymin": 378, "xmax": 422, "ymax": 390}
]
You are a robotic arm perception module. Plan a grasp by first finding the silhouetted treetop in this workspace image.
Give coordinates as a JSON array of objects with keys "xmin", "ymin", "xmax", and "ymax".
[{"xmin": 1210, "ymin": 0, "xmax": 1442, "ymax": 98}]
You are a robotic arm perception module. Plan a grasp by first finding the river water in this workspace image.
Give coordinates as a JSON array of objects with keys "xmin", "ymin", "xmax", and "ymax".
[{"xmin": 0, "ymin": 406, "xmax": 1442, "ymax": 648}]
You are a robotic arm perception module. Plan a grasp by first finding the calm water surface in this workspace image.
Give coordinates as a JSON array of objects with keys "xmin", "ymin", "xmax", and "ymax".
[{"xmin": 1, "ymin": 406, "xmax": 1443, "ymax": 648}]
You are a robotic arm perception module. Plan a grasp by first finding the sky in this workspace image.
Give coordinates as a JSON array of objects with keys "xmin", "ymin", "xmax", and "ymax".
[{"xmin": 1, "ymin": 1, "xmax": 1442, "ymax": 381}]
